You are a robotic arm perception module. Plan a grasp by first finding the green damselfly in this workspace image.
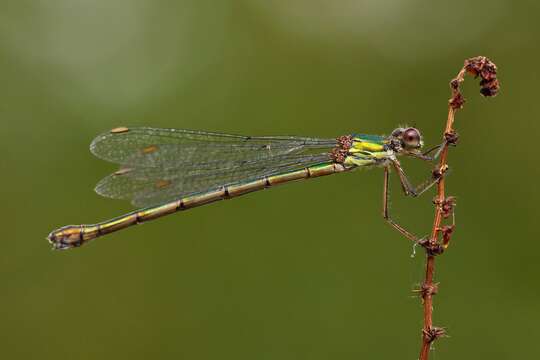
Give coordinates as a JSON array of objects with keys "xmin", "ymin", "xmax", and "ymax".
[{"xmin": 48, "ymin": 126, "xmax": 444, "ymax": 250}]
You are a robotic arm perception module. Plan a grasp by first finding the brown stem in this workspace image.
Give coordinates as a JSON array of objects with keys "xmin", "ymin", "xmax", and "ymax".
[{"xmin": 418, "ymin": 57, "xmax": 499, "ymax": 360}]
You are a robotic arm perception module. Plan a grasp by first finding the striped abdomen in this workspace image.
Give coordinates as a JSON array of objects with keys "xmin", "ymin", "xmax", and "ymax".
[{"xmin": 48, "ymin": 163, "xmax": 349, "ymax": 250}]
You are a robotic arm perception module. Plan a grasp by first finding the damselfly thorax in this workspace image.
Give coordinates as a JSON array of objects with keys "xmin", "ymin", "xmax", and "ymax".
[{"xmin": 48, "ymin": 127, "xmax": 444, "ymax": 250}]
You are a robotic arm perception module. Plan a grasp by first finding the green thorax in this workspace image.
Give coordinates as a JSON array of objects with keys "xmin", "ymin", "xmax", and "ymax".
[{"xmin": 343, "ymin": 133, "xmax": 393, "ymax": 167}]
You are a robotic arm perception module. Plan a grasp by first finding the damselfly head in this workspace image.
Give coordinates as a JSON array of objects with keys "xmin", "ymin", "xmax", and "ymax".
[{"xmin": 391, "ymin": 127, "xmax": 424, "ymax": 151}]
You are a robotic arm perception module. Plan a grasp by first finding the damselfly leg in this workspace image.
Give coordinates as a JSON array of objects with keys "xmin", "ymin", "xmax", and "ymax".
[
  {"xmin": 382, "ymin": 162, "xmax": 443, "ymax": 241},
  {"xmin": 383, "ymin": 166, "xmax": 419, "ymax": 241},
  {"xmin": 421, "ymin": 142, "xmax": 446, "ymax": 160},
  {"xmin": 391, "ymin": 160, "xmax": 442, "ymax": 198}
]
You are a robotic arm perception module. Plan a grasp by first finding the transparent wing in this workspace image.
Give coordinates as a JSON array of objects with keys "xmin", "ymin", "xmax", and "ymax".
[
  {"xmin": 91, "ymin": 127, "xmax": 338, "ymax": 207},
  {"xmin": 90, "ymin": 127, "xmax": 336, "ymax": 169},
  {"xmin": 95, "ymin": 152, "xmax": 333, "ymax": 207}
]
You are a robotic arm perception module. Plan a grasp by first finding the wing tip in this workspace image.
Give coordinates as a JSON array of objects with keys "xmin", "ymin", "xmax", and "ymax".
[{"xmin": 89, "ymin": 126, "xmax": 137, "ymax": 158}]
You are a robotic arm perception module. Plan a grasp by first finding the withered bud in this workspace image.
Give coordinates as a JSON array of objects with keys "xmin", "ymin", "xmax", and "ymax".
[
  {"xmin": 432, "ymin": 164, "xmax": 448, "ymax": 179},
  {"xmin": 418, "ymin": 238, "xmax": 445, "ymax": 256},
  {"xmin": 423, "ymin": 327, "xmax": 447, "ymax": 343},
  {"xmin": 444, "ymin": 130, "xmax": 459, "ymax": 146},
  {"xmin": 480, "ymin": 78, "xmax": 500, "ymax": 97},
  {"xmin": 464, "ymin": 56, "xmax": 489, "ymax": 77},
  {"xmin": 440, "ymin": 225, "xmax": 455, "ymax": 247},
  {"xmin": 480, "ymin": 87, "xmax": 497, "ymax": 97},
  {"xmin": 464, "ymin": 56, "xmax": 499, "ymax": 97},
  {"xmin": 449, "ymin": 92, "xmax": 465, "ymax": 109},
  {"xmin": 441, "ymin": 196, "xmax": 456, "ymax": 218},
  {"xmin": 481, "ymin": 66, "xmax": 497, "ymax": 81},
  {"xmin": 421, "ymin": 282, "xmax": 439, "ymax": 297}
]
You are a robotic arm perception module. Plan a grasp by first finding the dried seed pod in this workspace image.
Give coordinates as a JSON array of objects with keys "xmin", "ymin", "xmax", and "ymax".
[{"xmin": 464, "ymin": 56, "xmax": 499, "ymax": 97}]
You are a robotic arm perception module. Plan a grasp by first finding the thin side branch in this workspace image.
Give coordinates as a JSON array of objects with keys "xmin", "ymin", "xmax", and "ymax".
[{"xmin": 418, "ymin": 56, "xmax": 499, "ymax": 360}]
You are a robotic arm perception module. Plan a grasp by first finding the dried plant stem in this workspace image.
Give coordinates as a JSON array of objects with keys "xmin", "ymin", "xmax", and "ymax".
[{"xmin": 417, "ymin": 57, "xmax": 499, "ymax": 360}]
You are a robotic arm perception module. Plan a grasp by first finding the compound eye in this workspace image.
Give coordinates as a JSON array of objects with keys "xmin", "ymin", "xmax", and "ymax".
[{"xmin": 402, "ymin": 128, "xmax": 421, "ymax": 148}]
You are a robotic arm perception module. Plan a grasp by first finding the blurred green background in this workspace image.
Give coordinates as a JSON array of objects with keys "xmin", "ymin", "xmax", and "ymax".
[{"xmin": 1, "ymin": 1, "xmax": 538, "ymax": 359}]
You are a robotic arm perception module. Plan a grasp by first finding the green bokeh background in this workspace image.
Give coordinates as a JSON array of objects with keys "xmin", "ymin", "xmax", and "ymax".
[{"xmin": 1, "ymin": 1, "xmax": 538, "ymax": 359}]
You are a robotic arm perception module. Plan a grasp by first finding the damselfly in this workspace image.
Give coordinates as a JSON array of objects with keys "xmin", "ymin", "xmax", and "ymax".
[{"xmin": 48, "ymin": 127, "xmax": 444, "ymax": 250}]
